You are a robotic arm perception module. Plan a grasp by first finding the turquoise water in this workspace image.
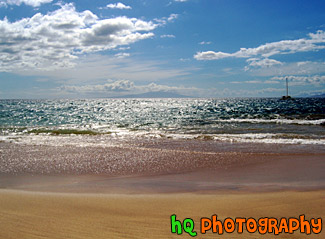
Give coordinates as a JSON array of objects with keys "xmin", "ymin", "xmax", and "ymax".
[{"xmin": 1, "ymin": 98, "xmax": 324, "ymax": 144}]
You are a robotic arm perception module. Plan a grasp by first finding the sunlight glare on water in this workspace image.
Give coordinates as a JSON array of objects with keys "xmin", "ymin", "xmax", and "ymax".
[{"xmin": 0, "ymin": 98, "xmax": 324, "ymax": 145}]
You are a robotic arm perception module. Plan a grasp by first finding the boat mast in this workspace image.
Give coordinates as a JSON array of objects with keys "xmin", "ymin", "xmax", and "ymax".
[{"xmin": 286, "ymin": 77, "xmax": 288, "ymax": 97}]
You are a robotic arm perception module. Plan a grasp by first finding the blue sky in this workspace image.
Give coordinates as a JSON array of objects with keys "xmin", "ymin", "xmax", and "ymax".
[{"xmin": 0, "ymin": 0, "xmax": 324, "ymax": 98}]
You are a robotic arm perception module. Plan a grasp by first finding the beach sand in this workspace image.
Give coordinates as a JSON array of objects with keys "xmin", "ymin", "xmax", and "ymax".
[
  {"xmin": 0, "ymin": 190, "xmax": 324, "ymax": 239},
  {"xmin": 0, "ymin": 139, "xmax": 325, "ymax": 238}
]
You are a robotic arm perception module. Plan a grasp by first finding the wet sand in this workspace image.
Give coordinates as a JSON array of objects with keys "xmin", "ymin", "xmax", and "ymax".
[{"xmin": 0, "ymin": 139, "xmax": 325, "ymax": 238}]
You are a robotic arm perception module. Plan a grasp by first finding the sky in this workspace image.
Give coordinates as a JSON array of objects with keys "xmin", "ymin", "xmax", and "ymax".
[{"xmin": 0, "ymin": 0, "xmax": 325, "ymax": 98}]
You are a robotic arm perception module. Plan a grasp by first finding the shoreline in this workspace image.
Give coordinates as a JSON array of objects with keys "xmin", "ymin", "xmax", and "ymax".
[
  {"xmin": 1, "ymin": 138, "xmax": 325, "ymax": 193},
  {"xmin": 1, "ymin": 157, "xmax": 325, "ymax": 194}
]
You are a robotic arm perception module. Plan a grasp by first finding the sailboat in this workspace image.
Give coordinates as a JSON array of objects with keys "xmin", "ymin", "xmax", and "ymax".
[{"xmin": 281, "ymin": 77, "xmax": 292, "ymax": 100}]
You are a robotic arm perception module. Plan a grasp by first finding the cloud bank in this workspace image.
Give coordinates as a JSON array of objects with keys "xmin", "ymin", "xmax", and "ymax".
[
  {"xmin": 104, "ymin": 2, "xmax": 131, "ymax": 10},
  {"xmin": 194, "ymin": 30, "xmax": 325, "ymax": 61},
  {"xmin": 246, "ymin": 58, "xmax": 283, "ymax": 68},
  {"xmin": 60, "ymin": 80, "xmax": 198, "ymax": 97},
  {"xmin": 271, "ymin": 75, "xmax": 325, "ymax": 86},
  {"xmin": 0, "ymin": 3, "xmax": 157, "ymax": 71},
  {"xmin": 0, "ymin": 0, "xmax": 52, "ymax": 7}
]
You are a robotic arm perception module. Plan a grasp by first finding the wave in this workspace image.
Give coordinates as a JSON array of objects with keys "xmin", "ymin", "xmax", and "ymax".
[
  {"xmin": 1, "ymin": 130, "xmax": 324, "ymax": 146},
  {"xmin": 27, "ymin": 128, "xmax": 107, "ymax": 135},
  {"xmin": 210, "ymin": 133, "xmax": 325, "ymax": 145},
  {"xmin": 0, "ymin": 126, "xmax": 112, "ymax": 136},
  {"xmin": 216, "ymin": 118, "xmax": 325, "ymax": 125}
]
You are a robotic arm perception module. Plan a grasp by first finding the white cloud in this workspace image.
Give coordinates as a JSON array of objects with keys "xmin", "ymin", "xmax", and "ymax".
[
  {"xmin": 0, "ymin": 3, "xmax": 159, "ymax": 71},
  {"xmin": 174, "ymin": 0, "xmax": 188, "ymax": 2},
  {"xmin": 246, "ymin": 58, "xmax": 282, "ymax": 69},
  {"xmin": 0, "ymin": 0, "xmax": 52, "ymax": 7},
  {"xmin": 168, "ymin": 14, "xmax": 178, "ymax": 21},
  {"xmin": 35, "ymin": 78, "xmax": 49, "ymax": 82},
  {"xmin": 264, "ymin": 80, "xmax": 280, "ymax": 84},
  {"xmin": 230, "ymin": 80, "xmax": 263, "ymax": 84},
  {"xmin": 297, "ymin": 61, "xmax": 310, "ymax": 66},
  {"xmin": 154, "ymin": 14, "xmax": 178, "ymax": 26},
  {"xmin": 114, "ymin": 52, "xmax": 130, "ymax": 58},
  {"xmin": 194, "ymin": 30, "xmax": 325, "ymax": 60},
  {"xmin": 62, "ymin": 80, "xmax": 135, "ymax": 93},
  {"xmin": 160, "ymin": 34, "xmax": 175, "ymax": 38},
  {"xmin": 14, "ymin": 54, "xmax": 193, "ymax": 84},
  {"xmin": 117, "ymin": 46, "xmax": 130, "ymax": 51},
  {"xmin": 105, "ymin": 2, "xmax": 131, "ymax": 10},
  {"xmin": 194, "ymin": 51, "xmax": 231, "ymax": 60},
  {"xmin": 244, "ymin": 80, "xmax": 263, "ymax": 84},
  {"xmin": 199, "ymin": 41, "xmax": 211, "ymax": 45},
  {"xmin": 137, "ymin": 82, "xmax": 192, "ymax": 93},
  {"xmin": 230, "ymin": 75, "xmax": 325, "ymax": 87},
  {"xmin": 271, "ymin": 75, "xmax": 325, "ymax": 86},
  {"xmin": 249, "ymin": 61, "xmax": 325, "ymax": 77},
  {"xmin": 60, "ymin": 80, "xmax": 198, "ymax": 97}
]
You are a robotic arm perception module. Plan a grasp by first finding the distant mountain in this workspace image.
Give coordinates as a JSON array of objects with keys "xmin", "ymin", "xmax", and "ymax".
[
  {"xmin": 298, "ymin": 93, "xmax": 325, "ymax": 98},
  {"xmin": 112, "ymin": 91, "xmax": 192, "ymax": 98},
  {"xmin": 307, "ymin": 93, "xmax": 325, "ymax": 98}
]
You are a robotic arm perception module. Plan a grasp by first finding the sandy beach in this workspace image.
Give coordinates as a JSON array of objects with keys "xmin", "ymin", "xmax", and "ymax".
[
  {"xmin": 0, "ymin": 190, "xmax": 324, "ymax": 239},
  {"xmin": 1, "ymin": 138, "xmax": 325, "ymax": 238},
  {"xmin": 1, "ymin": 0, "xmax": 325, "ymax": 237}
]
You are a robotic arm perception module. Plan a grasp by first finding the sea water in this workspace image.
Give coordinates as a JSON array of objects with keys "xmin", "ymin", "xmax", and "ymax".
[{"xmin": 0, "ymin": 98, "xmax": 324, "ymax": 145}]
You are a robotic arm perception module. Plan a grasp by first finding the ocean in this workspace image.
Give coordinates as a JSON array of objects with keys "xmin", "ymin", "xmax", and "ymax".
[{"xmin": 0, "ymin": 98, "xmax": 324, "ymax": 146}]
